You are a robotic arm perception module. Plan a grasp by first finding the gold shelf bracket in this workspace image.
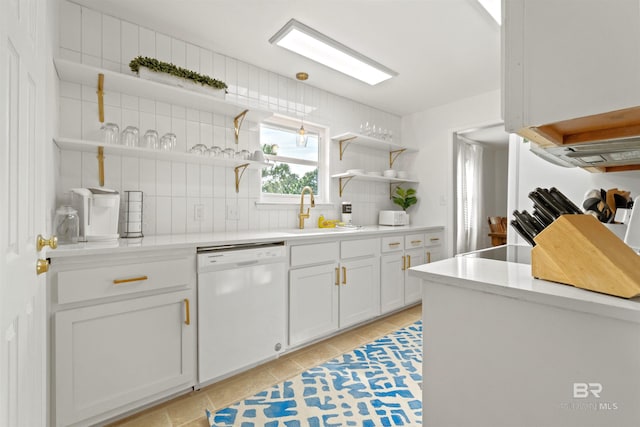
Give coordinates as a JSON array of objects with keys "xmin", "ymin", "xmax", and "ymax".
[
  {"xmin": 389, "ymin": 148, "xmax": 406, "ymax": 168},
  {"xmin": 339, "ymin": 136, "xmax": 357, "ymax": 160},
  {"xmin": 338, "ymin": 176, "xmax": 354, "ymax": 197},
  {"xmin": 97, "ymin": 73, "xmax": 105, "ymax": 123},
  {"xmin": 233, "ymin": 109, "xmax": 249, "ymax": 145},
  {"xmin": 234, "ymin": 163, "xmax": 250, "ymax": 193},
  {"xmin": 97, "ymin": 146, "xmax": 105, "ymax": 187}
]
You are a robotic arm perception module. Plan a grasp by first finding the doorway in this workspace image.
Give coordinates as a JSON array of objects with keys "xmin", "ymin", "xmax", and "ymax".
[{"xmin": 453, "ymin": 123, "xmax": 510, "ymax": 254}]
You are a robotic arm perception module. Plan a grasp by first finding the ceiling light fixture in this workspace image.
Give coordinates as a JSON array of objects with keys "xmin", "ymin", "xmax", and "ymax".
[
  {"xmin": 477, "ymin": 0, "xmax": 501, "ymax": 25},
  {"xmin": 269, "ymin": 19, "xmax": 397, "ymax": 86},
  {"xmin": 296, "ymin": 72, "xmax": 308, "ymax": 147}
]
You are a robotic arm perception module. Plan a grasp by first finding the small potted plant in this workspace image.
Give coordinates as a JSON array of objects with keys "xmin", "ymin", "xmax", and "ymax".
[{"xmin": 392, "ymin": 187, "xmax": 417, "ymax": 223}]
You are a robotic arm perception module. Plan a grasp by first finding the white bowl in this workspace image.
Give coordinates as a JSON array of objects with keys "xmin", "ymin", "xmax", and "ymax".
[
  {"xmin": 383, "ymin": 169, "xmax": 397, "ymax": 178},
  {"xmin": 346, "ymin": 169, "xmax": 364, "ymax": 175},
  {"xmin": 397, "ymin": 171, "xmax": 408, "ymax": 179}
]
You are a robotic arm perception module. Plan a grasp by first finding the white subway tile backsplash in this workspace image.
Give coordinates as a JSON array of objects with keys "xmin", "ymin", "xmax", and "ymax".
[
  {"xmin": 186, "ymin": 163, "xmax": 200, "ymax": 198},
  {"xmin": 102, "ymin": 15, "xmax": 120, "ymax": 63},
  {"xmin": 140, "ymin": 158, "xmax": 157, "ymax": 195},
  {"xmin": 156, "ymin": 160, "xmax": 172, "ymax": 197},
  {"xmin": 171, "ymin": 39, "xmax": 186, "ymax": 68},
  {"xmin": 200, "ymin": 48, "xmax": 213, "ymax": 77},
  {"xmin": 171, "ymin": 162, "xmax": 187, "ymax": 197},
  {"xmin": 186, "ymin": 43, "xmax": 199, "ymax": 72},
  {"xmin": 121, "ymin": 21, "xmax": 139, "ymax": 69},
  {"xmin": 60, "ymin": 1, "xmax": 81, "ymax": 52},
  {"xmin": 81, "ymin": 7, "xmax": 101, "ymax": 57},
  {"xmin": 155, "ymin": 33, "xmax": 171, "ymax": 63},
  {"xmin": 57, "ymin": 4, "xmax": 402, "ymax": 235},
  {"xmin": 200, "ymin": 166, "xmax": 213, "ymax": 198},
  {"xmin": 121, "ymin": 157, "xmax": 140, "ymax": 190},
  {"xmin": 142, "ymin": 195, "xmax": 156, "ymax": 235},
  {"xmin": 171, "ymin": 197, "xmax": 187, "ymax": 234},
  {"xmin": 138, "ymin": 27, "xmax": 155, "ymax": 58},
  {"xmin": 155, "ymin": 196, "xmax": 172, "ymax": 234}
]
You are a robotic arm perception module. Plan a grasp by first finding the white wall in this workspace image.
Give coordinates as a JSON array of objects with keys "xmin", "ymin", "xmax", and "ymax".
[
  {"xmin": 56, "ymin": 0, "xmax": 401, "ymax": 234},
  {"xmin": 401, "ymin": 89, "xmax": 502, "ymax": 255}
]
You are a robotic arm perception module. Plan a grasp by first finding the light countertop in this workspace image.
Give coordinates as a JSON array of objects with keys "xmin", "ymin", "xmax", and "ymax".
[
  {"xmin": 49, "ymin": 224, "xmax": 443, "ymax": 259},
  {"xmin": 408, "ymin": 246, "xmax": 640, "ymax": 324}
]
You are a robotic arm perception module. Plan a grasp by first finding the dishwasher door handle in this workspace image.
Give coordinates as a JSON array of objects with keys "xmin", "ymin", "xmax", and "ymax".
[{"xmin": 236, "ymin": 260, "xmax": 259, "ymax": 267}]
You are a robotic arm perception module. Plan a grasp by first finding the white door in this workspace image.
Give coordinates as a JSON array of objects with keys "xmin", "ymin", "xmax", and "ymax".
[
  {"xmin": 380, "ymin": 253, "xmax": 404, "ymax": 314},
  {"xmin": 1, "ymin": 0, "xmax": 50, "ymax": 426},
  {"xmin": 339, "ymin": 257, "xmax": 380, "ymax": 328}
]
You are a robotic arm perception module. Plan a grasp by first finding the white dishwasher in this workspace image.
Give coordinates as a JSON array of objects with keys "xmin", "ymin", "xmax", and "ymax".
[{"xmin": 197, "ymin": 242, "xmax": 287, "ymax": 385}]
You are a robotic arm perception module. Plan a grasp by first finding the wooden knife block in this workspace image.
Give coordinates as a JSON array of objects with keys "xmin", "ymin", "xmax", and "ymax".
[{"xmin": 531, "ymin": 214, "xmax": 640, "ymax": 298}]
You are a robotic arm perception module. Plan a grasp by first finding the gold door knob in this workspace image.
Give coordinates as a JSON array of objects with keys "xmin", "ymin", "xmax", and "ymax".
[
  {"xmin": 36, "ymin": 259, "xmax": 49, "ymax": 275},
  {"xmin": 36, "ymin": 234, "xmax": 58, "ymax": 252}
]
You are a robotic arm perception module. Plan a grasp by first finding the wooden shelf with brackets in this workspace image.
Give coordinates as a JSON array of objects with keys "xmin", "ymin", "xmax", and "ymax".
[
  {"xmin": 331, "ymin": 132, "xmax": 417, "ymax": 168},
  {"xmin": 331, "ymin": 172, "xmax": 418, "ymax": 198},
  {"xmin": 54, "ymin": 137, "xmax": 267, "ymax": 193}
]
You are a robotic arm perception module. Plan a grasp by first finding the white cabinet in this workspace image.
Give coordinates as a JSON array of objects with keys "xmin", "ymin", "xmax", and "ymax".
[
  {"xmin": 504, "ymin": 0, "xmax": 640, "ymax": 132},
  {"xmin": 54, "ymin": 291, "xmax": 194, "ymax": 427},
  {"xmin": 289, "ymin": 238, "xmax": 380, "ymax": 347},
  {"xmin": 380, "ymin": 229, "xmax": 445, "ymax": 311},
  {"xmin": 289, "ymin": 262, "xmax": 340, "ymax": 348},
  {"xmin": 49, "ymin": 249, "xmax": 196, "ymax": 427}
]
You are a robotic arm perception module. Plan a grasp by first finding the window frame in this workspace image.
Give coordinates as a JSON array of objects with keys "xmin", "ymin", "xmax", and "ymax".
[{"xmin": 259, "ymin": 115, "xmax": 330, "ymax": 204}]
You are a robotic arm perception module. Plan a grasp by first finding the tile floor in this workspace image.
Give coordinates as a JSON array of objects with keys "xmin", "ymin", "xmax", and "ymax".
[{"xmin": 109, "ymin": 305, "xmax": 422, "ymax": 427}]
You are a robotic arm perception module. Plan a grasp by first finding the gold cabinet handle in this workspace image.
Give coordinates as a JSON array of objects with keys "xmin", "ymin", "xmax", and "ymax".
[
  {"xmin": 407, "ymin": 255, "xmax": 411, "ymax": 268},
  {"xmin": 402, "ymin": 255, "xmax": 406, "ymax": 271},
  {"xmin": 36, "ymin": 258, "xmax": 49, "ymax": 275},
  {"xmin": 430, "ymin": 237, "xmax": 440, "ymax": 242},
  {"xmin": 388, "ymin": 242, "xmax": 401, "ymax": 247},
  {"xmin": 426, "ymin": 251, "xmax": 432, "ymax": 263},
  {"xmin": 335, "ymin": 267, "xmax": 340, "ymax": 286},
  {"xmin": 113, "ymin": 275, "xmax": 148, "ymax": 285},
  {"xmin": 342, "ymin": 266, "xmax": 347, "ymax": 285},
  {"xmin": 184, "ymin": 298, "xmax": 191, "ymax": 325},
  {"xmin": 410, "ymin": 240, "xmax": 422, "ymax": 245},
  {"xmin": 36, "ymin": 234, "xmax": 58, "ymax": 252}
]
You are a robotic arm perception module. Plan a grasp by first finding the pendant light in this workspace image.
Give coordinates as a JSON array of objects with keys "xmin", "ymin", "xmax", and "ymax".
[{"xmin": 296, "ymin": 72, "xmax": 308, "ymax": 147}]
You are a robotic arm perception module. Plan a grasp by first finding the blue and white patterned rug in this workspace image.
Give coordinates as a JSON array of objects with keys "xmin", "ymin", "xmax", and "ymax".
[{"xmin": 206, "ymin": 321, "xmax": 422, "ymax": 427}]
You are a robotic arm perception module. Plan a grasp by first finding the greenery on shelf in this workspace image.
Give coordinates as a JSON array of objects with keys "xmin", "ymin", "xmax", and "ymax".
[
  {"xmin": 392, "ymin": 187, "xmax": 417, "ymax": 211},
  {"xmin": 129, "ymin": 56, "xmax": 228, "ymax": 91},
  {"xmin": 262, "ymin": 164, "xmax": 317, "ymax": 195}
]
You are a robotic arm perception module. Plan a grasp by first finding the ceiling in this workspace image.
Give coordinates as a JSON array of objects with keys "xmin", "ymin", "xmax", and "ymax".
[{"xmin": 73, "ymin": 0, "xmax": 501, "ymax": 117}]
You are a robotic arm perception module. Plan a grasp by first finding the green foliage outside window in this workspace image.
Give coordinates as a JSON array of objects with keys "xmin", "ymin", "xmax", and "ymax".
[{"xmin": 262, "ymin": 164, "xmax": 318, "ymax": 195}]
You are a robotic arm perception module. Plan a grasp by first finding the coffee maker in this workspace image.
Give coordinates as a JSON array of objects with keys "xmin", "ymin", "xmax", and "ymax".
[
  {"xmin": 70, "ymin": 188, "xmax": 120, "ymax": 242},
  {"xmin": 341, "ymin": 202, "xmax": 352, "ymax": 225}
]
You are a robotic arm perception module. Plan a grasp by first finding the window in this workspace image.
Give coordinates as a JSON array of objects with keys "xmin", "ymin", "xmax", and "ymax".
[{"xmin": 260, "ymin": 117, "xmax": 327, "ymax": 201}]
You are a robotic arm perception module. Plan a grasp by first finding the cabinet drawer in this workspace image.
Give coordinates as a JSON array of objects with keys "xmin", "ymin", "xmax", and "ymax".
[
  {"xmin": 425, "ymin": 230, "xmax": 444, "ymax": 247},
  {"xmin": 341, "ymin": 238, "xmax": 379, "ymax": 259},
  {"xmin": 290, "ymin": 241, "xmax": 338, "ymax": 267},
  {"xmin": 381, "ymin": 236, "xmax": 404, "ymax": 253},
  {"xmin": 56, "ymin": 256, "xmax": 193, "ymax": 305},
  {"xmin": 405, "ymin": 233, "xmax": 425, "ymax": 249}
]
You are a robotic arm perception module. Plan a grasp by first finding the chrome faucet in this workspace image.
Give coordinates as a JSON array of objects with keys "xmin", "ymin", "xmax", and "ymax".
[{"xmin": 298, "ymin": 186, "xmax": 315, "ymax": 229}]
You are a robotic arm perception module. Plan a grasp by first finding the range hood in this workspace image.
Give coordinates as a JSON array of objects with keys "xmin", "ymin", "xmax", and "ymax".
[{"xmin": 519, "ymin": 106, "xmax": 640, "ymax": 173}]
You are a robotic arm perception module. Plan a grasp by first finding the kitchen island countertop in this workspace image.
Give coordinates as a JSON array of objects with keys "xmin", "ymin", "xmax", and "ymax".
[{"xmin": 49, "ymin": 224, "xmax": 443, "ymax": 258}]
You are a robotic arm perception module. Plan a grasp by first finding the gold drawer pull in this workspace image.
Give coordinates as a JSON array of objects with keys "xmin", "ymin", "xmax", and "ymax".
[
  {"xmin": 113, "ymin": 275, "xmax": 148, "ymax": 285},
  {"xmin": 411, "ymin": 240, "xmax": 422, "ymax": 245},
  {"xmin": 388, "ymin": 242, "xmax": 401, "ymax": 247},
  {"xmin": 184, "ymin": 298, "xmax": 191, "ymax": 325},
  {"xmin": 342, "ymin": 266, "xmax": 347, "ymax": 285},
  {"xmin": 430, "ymin": 237, "xmax": 440, "ymax": 241},
  {"xmin": 335, "ymin": 267, "xmax": 340, "ymax": 286}
]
